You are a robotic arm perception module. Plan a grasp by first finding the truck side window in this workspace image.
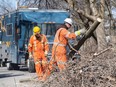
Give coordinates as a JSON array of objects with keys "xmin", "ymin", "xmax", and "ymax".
[{"xmin": 41, "ymin": 23, "xmax": 60, "ymax": 36}]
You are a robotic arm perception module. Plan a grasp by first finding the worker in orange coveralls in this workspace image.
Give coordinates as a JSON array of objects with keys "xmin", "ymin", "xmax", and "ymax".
[
  {"xmin": 28, "ymin": 26, "xmax": 49, "ymax": 81},
  {"xmin": 44, "ymin": 18, "xmax": 86, "ymax": 78}
]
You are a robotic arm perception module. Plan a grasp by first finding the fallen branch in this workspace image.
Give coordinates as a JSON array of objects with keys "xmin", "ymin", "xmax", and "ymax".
[
  {"xmin": 20, "ymin": 78, "xmax": 32, "ymax": 83},
  {"xmin": 98, "ymin": 76, "xmax": 115, "ymax": 81},
  {"xmin": 68, "ymin": 42, "xmax": 78, "ymax": 53},
  {"xmin": 93, "ymin": 47, "xmax": 111, "ymax": 57},
  {"xmin": 19, "ymin": 76, "xmax": 38, "ymax": 83}
]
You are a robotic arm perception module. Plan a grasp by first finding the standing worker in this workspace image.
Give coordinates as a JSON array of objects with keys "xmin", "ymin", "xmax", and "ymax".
[
  {"xmin": 28, "ymin": 26, "xmax": 49, "ymax": 81},
  {"xmin": 46, "ymin": 18, "xmax": 86, "ymax": 75}
]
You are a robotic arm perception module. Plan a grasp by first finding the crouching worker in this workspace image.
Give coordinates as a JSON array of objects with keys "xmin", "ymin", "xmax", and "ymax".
[
  {"xmin": 45, "ymin": 18, "xmax": 86, "ymax": 78},
  {"xmin": 28, "ymin": 26, "xmax": 49, "ymax": 81}
]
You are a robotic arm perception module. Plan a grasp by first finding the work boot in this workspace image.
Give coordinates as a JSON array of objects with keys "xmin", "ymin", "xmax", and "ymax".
[
  {"xmin": 41, "ymin": 69, "xmax": 51, "ymax": 82},
  {"xmin": 38, "ymin": 76, "xmax": 43, "ymax": 81},
  {"xmin": 41, "ymin": 74, "xmax": 47, "ymax": 81}
]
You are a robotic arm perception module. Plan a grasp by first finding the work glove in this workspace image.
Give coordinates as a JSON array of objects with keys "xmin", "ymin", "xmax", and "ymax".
[
  {"xmin": 75, "ymin": 28, "xmax": 86, "ymax": 36},
  {"xmin": 44, "ymin": 51, "xmax": 48, "ymax": 57}
]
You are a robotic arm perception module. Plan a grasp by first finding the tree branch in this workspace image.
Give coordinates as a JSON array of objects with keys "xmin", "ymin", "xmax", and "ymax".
[
  {"xmin": 77, "ymin": 10, "xmax": 96, "ymax": 22},
  {"xmin": 69, "ymin": 18, "xmax": 102, "ymax": 58}
]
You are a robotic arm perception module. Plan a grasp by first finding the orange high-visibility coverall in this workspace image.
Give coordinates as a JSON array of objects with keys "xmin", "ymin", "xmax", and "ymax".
[
  {"xmin": 48, "ymin": 28, "xmax": 76, "ymax": 74},
  {"xmin": 28, "ymin": 34, "xmax": 49, "ymax": 80},
  {"xmin": 51, "ymin": 28, "xmax": 76, "ymax": 71}
]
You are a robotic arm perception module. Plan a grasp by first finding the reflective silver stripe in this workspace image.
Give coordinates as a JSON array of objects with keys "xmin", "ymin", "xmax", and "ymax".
[
  {"xmin": 35, "ymin": 61, "xmax": 47, "ymax": 64},
  {"xmin": 34, "ymin": 36, "xmax": 36, "ymax": 40},
  {"xmin": 42, "ymin": 61, "xmax": 48, "ymax": 64},
  {"xmin": 33, "ymin": 36, "xmax": 37, "ymax": 50},
  {"xmin": 54, "ymin": 42, "xmax": 66, "ymax": 46},
  {"xmin": 28, "ymin": 43, "xmax": 32, "ymax": 47},
  {"xmin": 57, "ymin": 61, "xmax": 67, "ymax": 65},
  {"xmin": 50, "ymin": 59, "xmax": 55, "ymax": 62},
  {"xmin": 41, "ymin": 39, "xmax": 43, "ymax": 43},
  {"xmin": 34, "ymin": 41, "xmax": 36, "ymax": 45},
  {"xmin": 34, "ymin": 41, "xmax": 37, "ymax": 50},
  {"xmin": 35, "ymin": 61, "xmax": 41, "ymax": 64},
  {"xmin": 56, "ymin": 28, "xmax": 63, "ymax": 42},
  {"xmin": 65, "ymin": 32, "xmax": 70, "ymax": 38},
  {"xmin": 44, "ymin": 42, "xmax": 48, "ymax": 45},
  {"xmin": 55, "ymin": 28, "xmax": 66, "ymax": 47}
]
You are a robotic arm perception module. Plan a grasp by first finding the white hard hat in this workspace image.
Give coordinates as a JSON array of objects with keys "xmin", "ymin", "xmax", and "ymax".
[{"xmin": 64, "ymin": 18, "xmax": 73, "ymax": 26}]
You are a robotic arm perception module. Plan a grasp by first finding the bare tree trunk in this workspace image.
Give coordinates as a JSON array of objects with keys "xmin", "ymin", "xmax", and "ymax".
[
  {"xmin": 96, "ymin": 0, "xmax": 107, "ymax": 51},
  {"xmin": 89, "ymin": 0, "xmax": 98, "ymax": 16},
  {"xmin": 65, "ymin": 0, "xmax": 74, "ymax": 9},
  {"xmin": 96, "ymin": 21, "xmax": 107, "ymax": 51},
  {"xmin": 89, "ymin": 0, "xmax": 107, "ymax": 51}
]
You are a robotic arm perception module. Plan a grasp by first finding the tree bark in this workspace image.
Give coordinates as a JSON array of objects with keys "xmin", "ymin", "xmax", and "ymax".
[
  {"xmin": 96, "ymin": 20, "xmax": 107, "ymax": 51},
  {"xmin": 88, "ymin": 0, "xmax": 107, "ymax": 51}
]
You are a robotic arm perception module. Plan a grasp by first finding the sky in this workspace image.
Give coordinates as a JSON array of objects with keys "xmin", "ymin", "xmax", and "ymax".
[
  {"xmin": 112, "ymin": 7, "xmax": 116, "ymax": 18},
  {"xmin": 10, "ymin": 0, "xmax": 17, "ymax": 9},
  {"xmin": 0, "ymin": 0, "xmax": 17, "ymax": 9}
]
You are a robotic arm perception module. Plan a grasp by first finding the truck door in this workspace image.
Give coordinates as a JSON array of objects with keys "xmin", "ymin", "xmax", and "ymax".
[{"xmin": 0, "ymin": 30, "xmax": 2, "ymax": 66}]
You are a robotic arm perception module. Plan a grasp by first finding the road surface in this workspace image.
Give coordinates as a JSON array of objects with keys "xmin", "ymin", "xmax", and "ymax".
[{"xmin": 0, "ymin": 67, "xmax": 43, "ymax": 87}]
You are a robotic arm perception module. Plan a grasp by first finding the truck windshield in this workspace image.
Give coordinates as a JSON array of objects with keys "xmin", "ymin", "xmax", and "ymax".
[
  {"xmin": 40, "ymin": 23, "xmax": 61, "ymax": 36},
  {"xmin": 38, "ymin": 23, "xmax": 61, "ymax": 43}
]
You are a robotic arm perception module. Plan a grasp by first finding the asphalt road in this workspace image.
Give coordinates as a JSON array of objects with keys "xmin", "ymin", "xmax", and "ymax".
[{"xmin": 0, "ymin": 67, "xmax": 42, "ymax": 87}]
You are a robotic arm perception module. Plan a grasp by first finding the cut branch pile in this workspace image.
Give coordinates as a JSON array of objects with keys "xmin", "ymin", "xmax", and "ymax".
[{"xmin": 42, "ymin": 47, "xmax": 116, "ymax": 87}]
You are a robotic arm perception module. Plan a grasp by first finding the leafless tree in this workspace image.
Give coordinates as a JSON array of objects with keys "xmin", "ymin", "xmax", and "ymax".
[
  {"xmin": 16, "ymin": 0, "xmax": 68, "ymax": 9},
  {"xmin": 61, "ymin": 0, "xmax": 116, "ymax": 57},
  {"xmin": 0, "ymin": 0, "xmax": 16, "ymax": 14}
]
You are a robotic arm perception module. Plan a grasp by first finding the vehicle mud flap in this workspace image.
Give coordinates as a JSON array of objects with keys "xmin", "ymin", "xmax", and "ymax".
[
  {"xmin": 28, "ymin": 58, "xmax": 35, "ymax": 73},
  {"xmin": 7, "ymin": 63, "xmax": 13, "ymax": 70},
  {"xmin": 0, "ymin": 60, "xmax": 2, "ymax": 67},
  {"xmin": 7, "ymin": 63, "xmax": 19, "ymax": 70}
]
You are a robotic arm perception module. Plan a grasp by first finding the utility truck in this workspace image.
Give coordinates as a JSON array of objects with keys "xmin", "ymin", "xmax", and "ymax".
[{"xmin": 0, "ymin": 8, "xmax": 69, "ymax": 72}]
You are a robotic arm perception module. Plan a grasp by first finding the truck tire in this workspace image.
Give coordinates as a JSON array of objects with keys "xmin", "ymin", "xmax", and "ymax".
[{"xmin": 27, "ymin": 58, "xmax": 35, "ymax": 73}]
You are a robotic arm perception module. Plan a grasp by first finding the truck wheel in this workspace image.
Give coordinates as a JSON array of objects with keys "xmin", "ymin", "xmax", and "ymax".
[{"xmin": 27, "ymin": 58, "xmax": 35, "ymax": 73}]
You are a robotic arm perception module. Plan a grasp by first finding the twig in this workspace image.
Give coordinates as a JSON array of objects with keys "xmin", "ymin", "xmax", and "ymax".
[
  {"xmin": 93, "ymin": 47, "xmax": 111, "ymax": 56},
  {"xmin": 68, "ymin": 42, "xmax": 78, "ymax": 53},
  {"xmin": 19, "ymin": 78, "xmax": 32, "ymax": 83}
]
